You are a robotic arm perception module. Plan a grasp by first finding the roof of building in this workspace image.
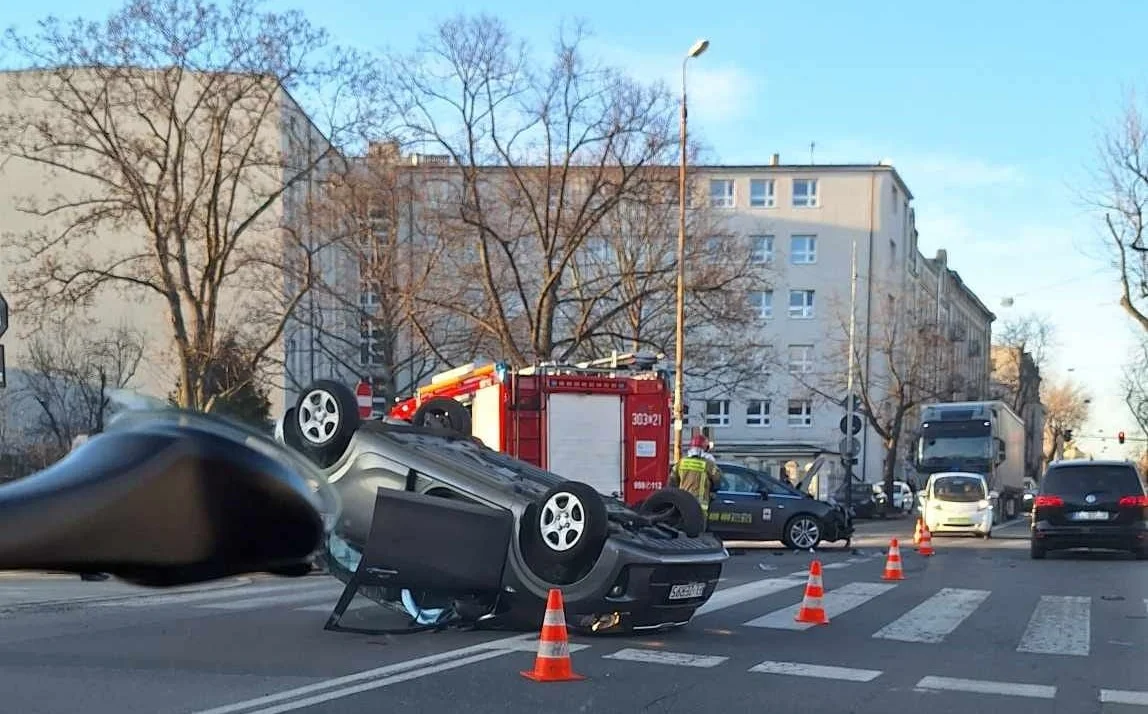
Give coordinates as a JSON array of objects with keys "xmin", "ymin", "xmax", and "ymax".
[{"xmin": 693, "ymin": 163, "xmax": 914, "ymax": 200}]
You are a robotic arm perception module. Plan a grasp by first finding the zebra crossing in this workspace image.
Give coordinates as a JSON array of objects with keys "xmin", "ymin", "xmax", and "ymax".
[{"xmin": 76, "ymin": 557, "xmax": 1147, "ymax": 663}]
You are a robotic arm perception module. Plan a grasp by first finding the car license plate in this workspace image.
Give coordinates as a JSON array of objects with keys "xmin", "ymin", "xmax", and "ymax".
[
  {"xmin": 668, "ymin": 582, "xmax": 705, "ymax": 600},
  {"xmin": 948, "ymin": 517, "xmax": 972, "ymax": 525},
  {"xmin": 1070, "ymin": 511, "xmax": 1109, "ymax": 521}
]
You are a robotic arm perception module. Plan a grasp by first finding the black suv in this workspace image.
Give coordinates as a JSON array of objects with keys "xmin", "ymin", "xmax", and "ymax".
[{"xmin": 1030, "ymin": 459, "xmax": 1148, "ymax": 559}]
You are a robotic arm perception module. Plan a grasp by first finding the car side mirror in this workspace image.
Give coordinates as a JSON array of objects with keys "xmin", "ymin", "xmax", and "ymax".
[
  {"xmin": 0, "ymin": 412, "xmax": 325, "ymax": 587},
  {"xmin": 989, "ymin": 490, "xmax": 999, "ymax": 500}
]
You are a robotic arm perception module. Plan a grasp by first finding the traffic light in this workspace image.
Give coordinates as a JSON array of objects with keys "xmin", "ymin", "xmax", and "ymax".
[
  {"xmin": 1119, "ymin": 431, "xmax": 1126, "ymax": 445},
  {"xmin": 1064, "ymin": 429, "xmax": 1073, "ymax": 442}
]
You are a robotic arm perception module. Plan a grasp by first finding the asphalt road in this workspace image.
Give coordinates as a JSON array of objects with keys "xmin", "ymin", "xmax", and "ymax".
[{"xmin": 2, "ymin": 515, "xmax": 1145, "ymax": 714}]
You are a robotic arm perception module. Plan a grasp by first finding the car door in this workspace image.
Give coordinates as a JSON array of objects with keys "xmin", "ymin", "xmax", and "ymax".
[
  {"xmin": 757, "ymin": 475, "xmax": 812, "ymax": 539},
  {"xmin": 709, "ymin": 465, "xmax": 771, "ymax": 539}
]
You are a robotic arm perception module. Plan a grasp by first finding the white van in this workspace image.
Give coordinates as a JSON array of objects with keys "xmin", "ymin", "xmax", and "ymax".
[{"xmin": 920, "ymin": 471, "xmax": 994, "ymax": 538}]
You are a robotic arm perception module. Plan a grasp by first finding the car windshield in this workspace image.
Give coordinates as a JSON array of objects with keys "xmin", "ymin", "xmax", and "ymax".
[
  {"xmin": 931, "ymin": 476, "xmax": 985, "ymax": 502},
  {"xmin": 1042, "ymin": 465, "xmax": 1144, "ymax": 500}
]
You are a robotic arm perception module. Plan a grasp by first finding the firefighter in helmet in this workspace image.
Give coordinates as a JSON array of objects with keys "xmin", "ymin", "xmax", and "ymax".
[{"xmin": 670, "ymin": 433, "xmax": 723, "ymax": 515}]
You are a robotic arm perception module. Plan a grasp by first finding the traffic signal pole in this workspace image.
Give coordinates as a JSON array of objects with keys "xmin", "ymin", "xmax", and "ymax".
[{"xmin": 843, "ymin": 223, "xmax": 860, "ymax": 516}]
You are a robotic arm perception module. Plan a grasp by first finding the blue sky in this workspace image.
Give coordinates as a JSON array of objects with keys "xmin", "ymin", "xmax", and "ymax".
[{"xmin": 6, "ymin": 0, "xmax": 1147, "ymax": 456}]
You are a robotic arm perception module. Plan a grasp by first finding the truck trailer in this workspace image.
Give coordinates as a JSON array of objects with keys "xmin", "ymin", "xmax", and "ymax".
[{"xmin": 913, "ymin": 400, "xmax": 1026, "ymax": 523}]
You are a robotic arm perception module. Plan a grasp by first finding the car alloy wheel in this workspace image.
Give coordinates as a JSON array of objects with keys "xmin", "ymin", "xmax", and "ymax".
[
  {"xmin": 787, "ymin": 516, "xmax": 821, "ymax": 550},
  {"xmin": 298, "ymin": 389, "xmax": 341, "ymax": 446},
  {"xmin": 539, "ymin": 491, "xmax": 587, "ymax": 552}
]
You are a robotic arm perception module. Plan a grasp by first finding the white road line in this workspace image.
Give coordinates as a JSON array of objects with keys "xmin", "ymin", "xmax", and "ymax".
[
  {"xmin": 490, "ymin": 639, "xmax": 591, "ymax": 653},
  {"xmin": 1100, "ymin": 689, "xmax": 1148, "ymax": 706},
  {"xmin": 872, "ymin": 588, "xmax": 991, "ymax": 643},
  {"xmin": 604, "ymin": 648, "xmax": 727, "ymax": 668},
  {"xmin": 199, "ymin": 590, "xmax": 339, "ymax": 611},
  {"xmin": 915, "ymin": 675, "xmax": 1056, "ymax": 699},
  {"xmin": 822, "ymin": 562, "xmax": 851, "ymax": 570},
  {"xmin": 188, "ymin": 633, "xmax": 536, "ymax": 714},
  {"xmin": 1016, "ymin": 595, "xmax": 1090, "ymax": 656},
  {"xmin": 295, "ymin": 601, "xmax": 373, "ymax": 613},
  {"xmin": 743, "ymin": 582, "xmax": 897, "ymax": 630},
  {"xmin": 93, "ymin": 583, "xmax": 327, "ymax": 608},
  {"xmin": 749, "ymin": 660, "xmax": 882, "ymax": 682},
  {"xmin": 693, "ymin": 576, "xmax": 806, "ymax": 616},
  {"xmin": 245, "ymin": 650, "xmax": 511, "ymax": 714}
]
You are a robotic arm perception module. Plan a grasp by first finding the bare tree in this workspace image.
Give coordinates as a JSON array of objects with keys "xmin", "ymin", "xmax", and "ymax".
[
  {"xmin": 381, "ymin": 15, "xmax": 687, "ymax": 367},
  {"xmin": 19, "ymin": 315, "xmax": 144, "ymax": 450},
  {"xmin": 990, "ymin": 312, "xmax": 1054, "ymax": 411},
  {"xmin": 565, "ymin": 170, "xmax": 775, "ymax": 395},
  {"xmin": 1122, "ymin": 337, "xmax": 1148, "ymax": 438},
  {"xmin": 787, "ymin": 284, "xmax": 955, "ymax": 497},
  {"xmin": 299, "ymin": 144, "xmax": 486, "ymax": 402},
  {"xmin": 1041, "ymin": 378, "xmax": 1090, "ymax": 464},
  {"xmin": 1093, "ymin": 93, "xmax": 1148, "ymax": 333},
  {"xmin": 0, "ymin": 0, "xmax": 383, "ymax": 410}
]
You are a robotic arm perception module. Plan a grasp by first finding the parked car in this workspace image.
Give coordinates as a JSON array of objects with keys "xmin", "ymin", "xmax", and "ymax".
[
  {"xmin": 278, "ymin": 380, "xmax": 730, "ymax": 634},
  {"xmin": 1030, "ymin": 459, "xmax": 1148, "ymax": 560},
  {"xmin": 707, "ymin": 462, "xmax": 854, "ymax": 549},
  {"xmin": 919, "ymin": 471, "xmax": 994, "ymax": 538},
  {"xmin": 873, "ymin": 480, "xmax": 914, "ymax": 514}
]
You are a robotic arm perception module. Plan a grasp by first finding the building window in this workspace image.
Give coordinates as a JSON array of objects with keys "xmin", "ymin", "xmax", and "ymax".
[
  {"xmin": 709, "ymin": 179, "xmax": 735, "ymax": 208},
  {"xmin": 705, "ymin": 400, "xmax": 731, "ymax": 427},
  {"xmin": 792, "ymin": 178, "xmax": 819, "ymax": 207},
  {"xmin": 787, "ymin": 399, "xmax": 813, "ymax": 427},
  {"xmin": 360, "ymin": 319, "xmax": 385, "ymax": 367},
  {"xmin": 788, "ymin": 289, "xmax": 815, "ymax": 319},
  {"xmin": 788, "ymin": 344, "xmax": 814, "ymax": 374},
  {"xmin": 790, "ymin": 235, "xmax": 817, "ymax": 264},
  {"xmin": 749, "ymin": 290, "xmax": 773, "ymax": 319},
  {"xmin": 746, "ymin": 399, "xmax": 771, "ymax": 427},
  {"xmin": 749, "ymin": 179, "xmax": 775, "ymax": 208},
  {"xmin": 749, "ymin": 235, "xmax": 774, "ymax": 264},
  {"xmin": 360, "ymin": 291, "xmax": 380, "ymax": 308}
]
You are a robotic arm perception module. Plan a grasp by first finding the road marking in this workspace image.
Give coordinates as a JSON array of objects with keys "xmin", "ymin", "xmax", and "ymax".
[
  {"xmin": 604, "ymin": 648, "xmax": 727, "ymax": 668},
  {"xmin": 1100, "ymin": 689, "xmax": 1148, "ymax": 706},
  {"xmin": 822, "ymin": 562, "xmax": 851, "ymax": 570},
  {"xmin": 199, "ymin": 590, "xmax": 340, "ymax": 611},
  {"xmin": 245, "ymin": 650, "xmax": 511, "ymax": 714},
  {"xmin": 743, "ymin": 581, "xmax": 897, "ymax": 630},
  {"xmin": 872, "ymin": 588, "xmax": 991, "ymax": 643},
  {"xmin": 915, "ymin": 675, "xmax": 1056, "ymax": 699},
  {"xmin": 749, "ymin": 660, "xmax": 882, "ymax": 682},
  {"xmin": 1016, "ymin": 595, "xmax": 1090, "ymax": 656},
  {"xmin": 187, "ymin": 633, "xmax": 536, "ymax": 714},
  {"xmin": 95, "ymin": 583, "xmax": 334, "ymax": 608},
  {"xmin": 492, "ymin": 638, "xmax": 591, "ymax": 653},
  {"xmin": 295, "ymin": 600, "xmax": 373, "ymax": 613},
  {"xmin": 693, "ymin": 576, "xmax": 806, "ymax": 616}
]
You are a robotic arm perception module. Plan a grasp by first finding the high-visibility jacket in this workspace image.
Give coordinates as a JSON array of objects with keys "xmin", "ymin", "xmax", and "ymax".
[{"xmin": 670, "ymin": 455, "xmax": 722, "ymax": 510}]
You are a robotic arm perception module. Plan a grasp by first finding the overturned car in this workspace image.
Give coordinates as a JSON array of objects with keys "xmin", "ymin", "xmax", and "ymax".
[{"xmin": 276, "ymin": 380, "xmax": 729, "ymax": 635}]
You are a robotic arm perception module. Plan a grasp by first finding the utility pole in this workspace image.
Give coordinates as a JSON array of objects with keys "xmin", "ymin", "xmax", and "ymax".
[
  {"xmin": 844, "ymin": 224, "xmax": 860, "ymax": 515},
  {"xmin": 672, "ymin": 39, "xmax": 710, "ymax": 464}
]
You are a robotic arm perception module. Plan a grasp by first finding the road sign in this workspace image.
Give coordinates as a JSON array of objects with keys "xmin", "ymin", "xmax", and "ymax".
[
  {"xmin": 838, "ymin": 436, "xmax": 861, "ymax": 457},
  {"xmin": 839, "ymin": 414, "xmax": 862, "ymax": 435},
  {"xmin": 355, "ymin": 380, "xmax": 373, "ymax": 419},
  {"xmin": 839, "ymin": 394, "xmax": 862, "ymax": 411},
  {"xmin": 0, "ymin": 292, "xmax": 8, "ymax": 339}
]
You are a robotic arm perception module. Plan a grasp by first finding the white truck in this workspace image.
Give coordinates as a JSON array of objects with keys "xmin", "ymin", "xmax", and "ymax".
[{"xmin": 913, "ymin": 400, "xmax": 1027, "ymax": 523}]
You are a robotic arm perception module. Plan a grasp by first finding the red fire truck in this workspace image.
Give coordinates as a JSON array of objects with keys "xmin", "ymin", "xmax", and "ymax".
[{"xmin": 386, "ymin": 353, "xmax": 674, "ymax": 507}]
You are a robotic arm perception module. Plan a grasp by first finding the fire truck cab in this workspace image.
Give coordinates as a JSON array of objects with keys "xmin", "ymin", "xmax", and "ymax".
[{"xmin": 389, "ymin": 353, "xmax": 674, "ymax": 507}]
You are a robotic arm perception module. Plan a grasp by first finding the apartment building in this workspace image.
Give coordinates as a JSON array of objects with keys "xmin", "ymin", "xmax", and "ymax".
[
  {"xmin": 687, "ymin": 159, "xmax": 995, "ymax": 485},
  {"xmin": 0, "ymin": 67, "xmax": 343, "ymax": 429}
]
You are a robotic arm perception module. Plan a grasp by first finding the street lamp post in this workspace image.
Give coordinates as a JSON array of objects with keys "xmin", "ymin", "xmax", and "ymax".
[{"xmin": 673, "ymin": 38, "xmax": 710, "ymax": 464}]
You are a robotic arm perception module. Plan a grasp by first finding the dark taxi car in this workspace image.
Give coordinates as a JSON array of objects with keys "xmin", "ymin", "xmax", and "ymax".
[
  {"xmin": 707, "ymin": 462, "xmax": 854, "ymax": 549},
  {"xmin": 1030, "ymin": 459, "xmax": 1148, "ymax": 559}
]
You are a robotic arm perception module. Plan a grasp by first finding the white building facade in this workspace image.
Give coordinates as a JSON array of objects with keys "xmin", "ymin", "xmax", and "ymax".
[{"xmin": 684, "ymin": 161, "xmax": 994, "ymax": 485}]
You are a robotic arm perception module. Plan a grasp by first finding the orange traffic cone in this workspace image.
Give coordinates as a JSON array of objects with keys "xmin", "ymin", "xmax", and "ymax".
[
  {"xmin": 917, "ymin": 523, "xmax": 934, "ymax": 556},
  {"xmin": 913, "ymin": 517, "xmax": 923, "ymax": 545},
  {"xmin": 881, "ymin": 538, "xmax": 905, "ymax": 581},
  {"xmin": 794, "ymin": 560, "xmax": 830, "ymax": 625},
  {"xmin": 521, "ymin": 589, "xmax": 585, "ymax": 682}
]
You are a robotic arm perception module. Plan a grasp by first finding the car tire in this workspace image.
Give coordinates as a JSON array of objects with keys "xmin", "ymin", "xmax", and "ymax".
[
  {"xmin": 280, "ymin": 407, "xmax": 306, "ymax": 452},
  {"xmin": 637, "ymin": 487, "xmax": 706, "ymax": 537},
  {"xmin": 411, "ymin": 397, "xmax": 472, "ymax": 437},
  {"xmin": 529, "ymin": 481, "xmax": 609, "ymax": 566},
  {"xmin": 1030, "ymin": 541, "xmax": 1046, "ymax": 559},
  {"xmin": 294, "ymin": 380, "xmax": 361, "ymax": 466},
  {"xmin": 783, "ymin": 514, "xmax": 823, "ymax": 550}
]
